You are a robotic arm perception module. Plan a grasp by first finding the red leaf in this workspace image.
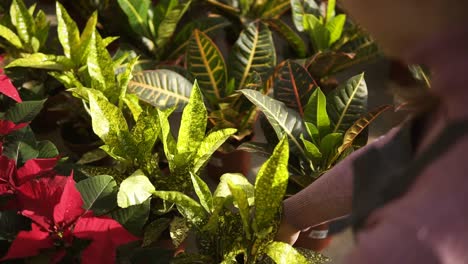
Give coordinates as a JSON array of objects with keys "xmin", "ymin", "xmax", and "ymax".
[
  {"xmin": 53, "ymin": 174, "xmax": 84, "ymax": 228},
  {"xmin": 16, "ymin": 157, "xmax": 59, "ymax": 185},
  {"xmin": 74, "ymin": 215, "xmax": 139, "ymax": 264},
  {"xmin": 0, "ymin": 119, "xmax": 27, "ymax": 135},
  {"xmin": 0, "ymin": 155, "xmax": 15, "ymax": 195},
  {"xmin": 0, "ymin": 69, "xmax": 22, "ymax": 103},
  {"xmin": 2, "ymin": 223, "xmax": 53, "ymax": 260},
  {"xmin": 17, "ymin": 176, "xmax": 68, "ymax": 229}
]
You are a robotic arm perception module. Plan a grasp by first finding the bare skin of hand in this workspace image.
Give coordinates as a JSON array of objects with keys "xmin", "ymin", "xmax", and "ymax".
[{"xmin": 275, "ymin": 218, "xmax": 302, "ymax": 245}]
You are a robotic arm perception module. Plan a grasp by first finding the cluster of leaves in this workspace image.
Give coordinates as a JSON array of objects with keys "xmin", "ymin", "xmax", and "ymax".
[
  {"xmin": 0, "ymin": 75, "xmax": 139, "ymax": 263},
  {"xmin": 118, "ymin": 136, "xmax": 328, "ymax": 263},
  {"xmin": 0, "ymin": 0, "xmax": 49, "ymax": 58},
  {"xmin": 241, "ymin": 64, "xmax": 391, "ymax": 188}
]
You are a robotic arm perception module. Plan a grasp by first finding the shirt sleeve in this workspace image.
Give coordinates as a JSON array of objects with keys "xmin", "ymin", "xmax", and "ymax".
[
  {"xmin": 346, "ymin": 218, "xmax": 441, "ymax": 264},
  {"xmin": 283, "ymin": 127, "xmax": 401, "ymax": 230}
]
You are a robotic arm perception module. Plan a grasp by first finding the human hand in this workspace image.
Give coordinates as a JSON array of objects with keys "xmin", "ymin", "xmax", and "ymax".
[{"xmin": 275, "ymin": 217, "xmax": 302, "ymax": 245}]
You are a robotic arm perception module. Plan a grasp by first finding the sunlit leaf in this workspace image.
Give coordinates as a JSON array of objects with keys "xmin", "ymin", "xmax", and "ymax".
[{"xmin": 117, "ymin": 170, "xmax": 155, "ymax": 208}]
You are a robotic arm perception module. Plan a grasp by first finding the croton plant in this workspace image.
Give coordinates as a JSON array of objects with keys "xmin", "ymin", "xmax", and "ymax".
[{"xmin": 0, "ymin": 0, "xmax": 409, "ymax": 263}]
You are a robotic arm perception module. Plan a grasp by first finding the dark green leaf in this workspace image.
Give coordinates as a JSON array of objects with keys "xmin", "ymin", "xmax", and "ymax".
[
  {"xmin": 187, "ymin": 30, "xmax": 227, "ymax": 106},
  {"xmin": 290, "ymin": 0, "xmax": 319, "ymax": 31},
  {"xmin": 327, "ymin": 73, "xmax": 368, "ymax": 133},
  {"xmin": 0, "ymin": 211, "xmax": 30, "ymax": 241},
  {"xmin": 117, "ymin": 0, "xmax": 151, "ymax": 36},
  {"xmin": 111, "ymin": 199, "xmax": 150, "ymax": 236},
  {"xmin": 170, "ymin": 216, "xmax": 189, "ymax": 247},
  {"xmin": 241, "ymin": 89, "xmax": 306, "ymax": 157},
  {"xmin": 273, "ymin": 60, "xmax": 315, "ymax": 116},
  {"xmin": 5, "ymin": 99, "xmax": 45, "ymax": 123},
  {"xmin": 267, "ymin": 19, "xmax": 307, "ymax": 57},
  {"xmin": 228, "ymin": 22, "xmax": 276, "ymax": 90},
  {"xmin": 128, "ymin": 69, "xmax": 192, "ymax": 111},
  {"xmin": 36, "ymin": 140, "xmax": 59, "ymax": 158},
  {"xmin": 142, "ymin": 218, "xmax": 171, "ymax": 247},
  {"xmin": 154, "ymin": 0, "xmax": 192, "ymax": 51},
  {"xmin": 170, "ymin": 17, "xmax": 230, "ymax": 59},
  {"xmin": 76, "ymin": 175, "xmax": 118, "ymax": 215}
]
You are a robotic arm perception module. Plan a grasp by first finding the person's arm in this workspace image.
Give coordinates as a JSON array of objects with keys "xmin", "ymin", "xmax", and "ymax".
[{"xmin": 276, "ymin": 127, "xmax": 400, "ymax": 243}]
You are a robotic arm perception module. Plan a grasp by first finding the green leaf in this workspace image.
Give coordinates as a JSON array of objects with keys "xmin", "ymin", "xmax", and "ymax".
[
  {"xmin": 16, "ymin": 141, "xmax": 38, "ymax": 165},
  {"xmin": 10, "ymin": 0, "xmax": 34, "ymax": 46},
  {"xmin": 273, "ymin": 60, "xmax": 315, "ymax": 116},
  {"xmin": 123, "ymin": 94, "xmax": 143, "ymax": 121},
  {"xmin": 266, "ymin": 19, "xmax": 307, "ymax": 58},
  {"xmin": 5, "ymin": 100, "xmax": 45, "ymax": 123},
  {"xmin": 228, "ymin": 22, "xmax": 276, "ymax": 90},
  {"xmin": 118, "ymin": 56, "xmax": 140, "ymax": 108},
  {"xmin": 214, "ymin": 173, "xmax": 254, "ymax": 202},
  {"xmin": 301, "ymin": 135, "xmax": 321, "ymax": 159},
  {"xmin": 303, "ymin": 14, "xmax": 329, "ymax": 52},
  {"xmin": 190, "ymin": 172, "xmax": 213, "ymax": 213},
  {"xmin": 170, "ymin": 216, "xmax": 190, "ymax": 247},
  {"xmin": 87, "ymin": 30, "xmax": 117, "ymax": 96},
  {"xmin": 339, "ymin": 104, "xmax": 392, "ymax": 154},
  {"xmin": 36, "ymin": 140, "xmax": 59, "ymax": 158},
  {"xmin": 34, "ymin": 10, "xmax": 49, "ymax": 48},
  {"xmin": 187, "ymin": 30, "xmax": 227, "ymax": 106},
  {"xmin": 326, "ymin": 0, "xmax": 336, "ymax": 21},
  {"xmin": 227, "ymin": 181, "xmax": 251, "ymax": 239},
  {"xmin": 319, "ymin": 132, "xmax": 342, "ymax": 164},
  {"xmin": 170, "ymin": 16, "xmax": 230, "ymax": 59},
  {"xmin": 157, "ymin": 107, "xmax": 177, "ymax": 163},
  {"xmin": 154, "ymin": 0, "xmax": 192, "ymax": 50},
  {"xmin": 193, "ymin": 128, "xmax": 237, "ymax": 173},
  {"xmin": 87, "ymin": 89, "xmax": 129, "ymax": 145},
  {"xmin": 128, "ymin": 69, "xmax": 192, "ymax": 111},
  {"xmin": 111, "ymin": 199, "xmax": 150, "ymax": 236},
  {"xmin": 241, "ymin": 89, "xmax": 306, "ymax": 157},
  {"xmin": 142, "ymin": 218, "xmax": 171, "ymax": 247},
  {"xmin": 265, "ymin": 241, "xmax": 309, "ymax": 264},
  {"xmin": 177, "ymin": 81, "xmax": 207, "ymax": 155},
  {"xmin": 78, "ymin": 12, "xmax": 98, "ymax": 65},
  {"xmin": 326, "ymin": 14, "xmax": 346, "ymax": 46},
  {"xmin": 154, "ymin": 190, "xmax": 206, "ymax": 226},
  {"xmin": 304, "ymin": 87, "xmax": 330, "ymax": 137},
  {"xmin": 254, "ymin": 136, "xmax": 289, "ymax": 236},
  {"xmin": 117, "ymin": 0, "xmax": 151, "ymax": 36},
  {"xmin": 327, "ymin": 73, "xmax": 368, "ymax": 133},
  {"xmin": 290, "ymin": 0, "xmax": 319, "ymax": 32},
  {"xmin": 6, "ymin": 53, "xmax": 74, "ymax": 70},
  {"xmin": 305, "ymin": 122, "xmax": 319, "ymax": 143},
  {"xmin": 131, "ymin": 110, "xmax": 160, "ymax": 156},
  {"xmin": 0, "ymin": 211, "xmax": 30, "ymax": 241},
  {"xmin": 76, "ymin": 175, "xmax": 118, "ymax": 215},
  {"xmin": 0, "ymin": 24, "xmax": 22, "ymax": 48},
  {"xmin": 117, "ymin": 170, "xmax": 156, "ymax": 208},
  {"xmin": 56, "ymin": 2, "xmax": 80, "ymax": 60}
]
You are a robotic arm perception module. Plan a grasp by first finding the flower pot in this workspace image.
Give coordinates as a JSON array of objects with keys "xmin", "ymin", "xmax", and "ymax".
[
  {"xmin": 294, "ymin": 223, "xmax": 332, "ymax": 252},
  {"xmin": 206, "ymin": 150, "xmax": 251, "ymax": 181}
]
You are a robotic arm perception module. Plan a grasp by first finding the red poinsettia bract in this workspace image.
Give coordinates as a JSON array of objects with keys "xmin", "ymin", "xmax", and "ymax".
[
  {"xmin": 0, "ymin": 67, "xmax": 22, "ymax": 103},
  {"xmin": 3, "ymin": 175, "xmax": 139, "ymax": 263},
  {"xmin": 0, "ymin": 155, "xmax": 59, "ymax": 196}
]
